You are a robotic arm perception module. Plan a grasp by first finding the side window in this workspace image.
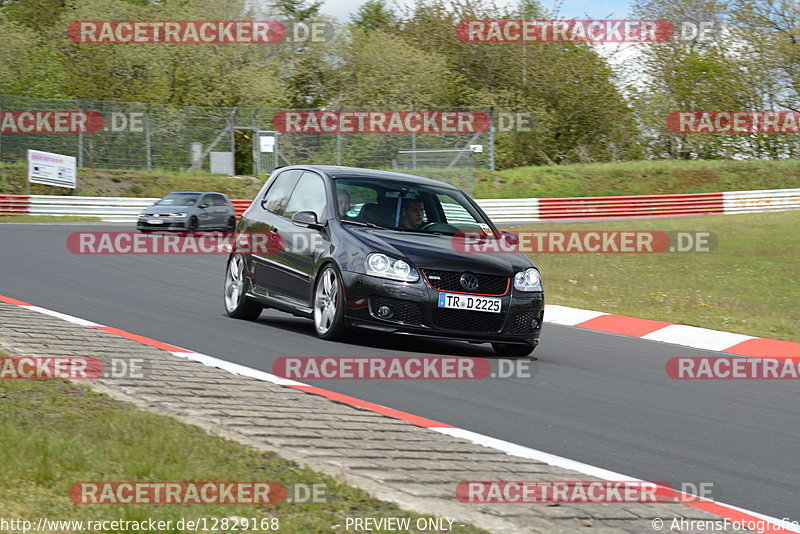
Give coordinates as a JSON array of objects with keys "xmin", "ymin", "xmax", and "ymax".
[
  {"xmin": 262, "ymin": 170, "xmax": 302, "ymax": 215},
  {"xmin": 216, "ymin": 194, "xmax": 228, "ymax": 206},
  {"xmin": 198, "ymin": 195, "xmax": 209, "ymax": 207},
  {"xmin": 284, "ymin": 172, "xmax": 327, "ymax": 221}
]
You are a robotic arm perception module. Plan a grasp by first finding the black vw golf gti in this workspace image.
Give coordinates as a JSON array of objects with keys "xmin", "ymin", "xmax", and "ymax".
[{"xmin": 223, "ymin": 165, "xmax": 543, "ymax": 356}]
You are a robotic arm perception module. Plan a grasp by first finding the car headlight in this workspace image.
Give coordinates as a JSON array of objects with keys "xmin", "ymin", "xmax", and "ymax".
[
  {"xmin": 514, "ymin": 268, "xmax": 542, "ymax": 292},
  {"xmin": 365, "ymin": 253, "xmax": 419, "ymax": 282},
  {"xmin": 167, "ymin": 212, "xmax": 187, "ymax": 217}
]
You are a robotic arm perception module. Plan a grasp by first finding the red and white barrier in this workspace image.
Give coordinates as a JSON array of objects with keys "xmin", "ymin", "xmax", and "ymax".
[
  {"xmin": 2, "ymin": 188, "xmax": 798, "ymax": 222},
  {"xmin": 0, "ymin": 194, "xmax": 30, "ymax": 215}
]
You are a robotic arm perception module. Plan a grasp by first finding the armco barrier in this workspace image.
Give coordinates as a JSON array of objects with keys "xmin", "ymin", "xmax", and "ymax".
[
  {"xmin": 0, "ymin": 195, "xmax": 30, "ymax": 215},
  {"xmin": 28, "ymin": 195, "xmax": 159, "ymax": 223},
  {"xmin": 723, "ymin": 188, "xmax": 800, "ymax": 214},
  {"xmin": 538, "ymin": 192, "xmax": 724, "ymax": 220},
  {"xmin": 3, "ymin": 188, "xmax": 798, "ymax": 223}
]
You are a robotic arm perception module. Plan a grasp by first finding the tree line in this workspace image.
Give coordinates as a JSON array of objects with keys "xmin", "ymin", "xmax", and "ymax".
[{"xmin": 0, "ymin": 0, "xmax": 797, "ymax": 168}]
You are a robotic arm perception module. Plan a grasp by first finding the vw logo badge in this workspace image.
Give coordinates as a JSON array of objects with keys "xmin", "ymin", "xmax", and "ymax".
[{"xmin": 460, "ymin": 273, "xmax": 480, "ymax": 291}]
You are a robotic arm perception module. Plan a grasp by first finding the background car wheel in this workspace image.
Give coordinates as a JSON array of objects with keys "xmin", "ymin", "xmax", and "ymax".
[
  {"xmin": 225, "ymin": 216, "xmax": 236, "ymax": 233},
  {"xmin": 492, "ymin": 342, "xmax": 535, "ymax": 357},
  {"xmin": 187, "ymin": 216, "xmax": 199, "ymax": 233},
  {"xmin": 313, "ymin": 265, "xmax": 349, "ymax": 341},
  {"xmin": 224, "ymin": 254, "xmax": 263, "ymax": 320}
]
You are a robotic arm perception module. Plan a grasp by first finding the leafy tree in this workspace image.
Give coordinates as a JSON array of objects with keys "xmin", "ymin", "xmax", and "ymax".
[
  {"xmin": 269, "ymin": 0, "xmax": 324, "ymax": 20},
  {"xmin": 350, "ymin": 0, "xmax": 397, "ymax": 32}
]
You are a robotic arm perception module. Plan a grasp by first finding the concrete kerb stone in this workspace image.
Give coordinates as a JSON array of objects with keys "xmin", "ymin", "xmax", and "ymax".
[{"xmin": 0, "ymin": 303, "xmax": 753, "ymax": 534}]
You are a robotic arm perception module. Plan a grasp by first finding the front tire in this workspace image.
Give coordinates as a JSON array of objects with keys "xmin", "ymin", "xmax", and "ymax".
[
  {"xmin": 313, "ymin": 265, "xmax": 349, "ymax": 341},
  {"xmin": 224, "ymin": 254, "xmax": 263, "ymax": 320},
  {"xmin": 492, "ymin": 342, "xmax": 535, "ymax": 357},
  {"xmin": 187, "ymin": 216, "xmax": 199, "ymax": 233}
]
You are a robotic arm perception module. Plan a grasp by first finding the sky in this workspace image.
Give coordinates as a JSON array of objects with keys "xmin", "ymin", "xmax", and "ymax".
[{"xmin": 318, "ymin": 0, "xmax": 632, "ymax": 22}]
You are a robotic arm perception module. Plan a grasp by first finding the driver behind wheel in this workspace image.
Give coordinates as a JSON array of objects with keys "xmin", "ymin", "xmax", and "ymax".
[{"xmin": 399, "ymin": 198, "xmax": 425, "ymax": 228}]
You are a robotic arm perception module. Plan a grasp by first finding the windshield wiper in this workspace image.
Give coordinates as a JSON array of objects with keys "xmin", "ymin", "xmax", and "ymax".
[{"xmin": 341, "ymin": 220, "xmax": 381, "ymax": 229}]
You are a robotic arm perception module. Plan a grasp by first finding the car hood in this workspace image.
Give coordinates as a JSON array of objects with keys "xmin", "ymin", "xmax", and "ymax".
[
  {"xmin": 346, "ymin": 227, "xmax": 533, "ymax": 276},
  {"xmin": 142, "ymin": 205, "xmax": 192, "ymax": 214}
]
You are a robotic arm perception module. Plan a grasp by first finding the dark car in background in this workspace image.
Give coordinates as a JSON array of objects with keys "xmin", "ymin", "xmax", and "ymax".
[
  {"xmin": 223, "ymin": 166, "xmax": 543, "ymax": 356},
  {"xmin": 137, "ymin": 191, "xmax": 237, "ymax": 233}
]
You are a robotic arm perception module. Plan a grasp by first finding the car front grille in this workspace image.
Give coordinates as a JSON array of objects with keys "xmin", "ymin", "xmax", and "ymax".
[
  {"xmin": 369, "ymin": 296, "xmax": 423, "ymax": 325},
  {"xmin": 431, "ymin": 308, "xmax": 506, "ymax": 333},
  {"xmin": 422, "ymin": 270, "xmax": 509, "ymax": 296}
]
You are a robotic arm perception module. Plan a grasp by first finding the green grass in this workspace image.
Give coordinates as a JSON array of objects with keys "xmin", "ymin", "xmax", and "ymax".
[
  {"xmin": 3, "ymin": 159, "xmax": 800, "ymax": 200},
  {"xmin": 475, "ymin": 159, "xmax": 800, "ymax": 198},
  {"xmin": 0, "ymin": 215, "xmax": 101, "ymax": 222},
  {"xmin": 0, "ymin": 373, "xmax": 487, "ymax": 534},
  {"xmin": 521, "ymin": 211, "xmax": 800, "ymax": 342},
  {"xmin": 0, "ymin": 162, "xmax": 263, "ymax": 199}
]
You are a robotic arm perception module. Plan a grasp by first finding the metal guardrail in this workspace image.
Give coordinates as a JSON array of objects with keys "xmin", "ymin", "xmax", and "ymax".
[{"xmin": 2, "ymin": 188, "xmax": 798, "ymax": 223}]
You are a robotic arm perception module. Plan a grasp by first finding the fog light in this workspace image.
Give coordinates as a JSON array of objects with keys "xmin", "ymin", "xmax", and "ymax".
[{"xmin": 377, "ymin": 305, "xmax": 393, "ymax": 318}]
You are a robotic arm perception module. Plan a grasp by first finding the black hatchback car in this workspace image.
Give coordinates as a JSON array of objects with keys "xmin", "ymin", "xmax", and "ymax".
[{"xmin": 223, "ymin": 166, "xmax": 543, "ymax": 356}]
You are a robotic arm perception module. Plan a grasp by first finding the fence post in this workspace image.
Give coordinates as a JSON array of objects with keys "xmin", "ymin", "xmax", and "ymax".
[
  {"xmin": 145, "ymin": 104, "xmax": 152, "ymax": 170},
  {"xmin": 488, "ymin": 105, "xmax": 495, "ymax": 171},
  {"xmin": 252, "ymin": 109, "xmax": 259, "ymax": 175},
  {"xmin": 230, "ymin": 107, "xmax": 237, "ymax": 173},
  {"xmin": 468, "ymin": 149, "xmax": 474, "ymax": 197},
  {"xmin": 411, "ymin": 133, "xmax": 417, "ymax": 170},
  {"xmin": 77, "ymin": 99, "xmax": 84, "ymax": 168}
]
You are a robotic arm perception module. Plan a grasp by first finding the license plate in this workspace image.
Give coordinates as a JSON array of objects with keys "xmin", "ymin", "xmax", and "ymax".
[
  {"xmin": 147, "ymin": 218, "xmax": 164, "ymax": 224},
  {"xmin": 438, "ymin": 293, "xmax": 501, "ymax": 313}
]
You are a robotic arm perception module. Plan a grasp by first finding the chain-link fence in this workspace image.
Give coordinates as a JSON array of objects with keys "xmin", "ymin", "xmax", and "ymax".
[{"xmin": 0, "ymin": 95, "xmax": 495, "ymax": 176}]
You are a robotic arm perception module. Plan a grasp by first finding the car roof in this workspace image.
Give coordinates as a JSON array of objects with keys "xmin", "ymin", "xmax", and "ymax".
[
  {"xmin": 280, "ymin": 165, "xmax": 460, "ymax": 190},
  {"xmin": 164, "ymin": 191, "xmax": 225, "ymax": 195}
]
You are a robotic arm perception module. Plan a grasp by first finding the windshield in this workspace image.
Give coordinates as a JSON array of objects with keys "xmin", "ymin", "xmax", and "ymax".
[
  {"xmin": 334, "ymin": 178, "xmax": 494, "ymax": 236},
  {"xmin": 155, "ymin": 193, "xmax": 200, "ymax": 206}
]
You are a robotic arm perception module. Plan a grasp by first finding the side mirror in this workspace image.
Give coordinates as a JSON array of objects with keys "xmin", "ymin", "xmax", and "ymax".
[
  {"xmin": 291, "ymin": 210, "xmax": 323, "ymax": 229},
  {"xmin": 501, "ymin": 231, "xmax": 519, "ymax": 246},
  {"xmin": 199, "ymin": 203, "xmax": 209, "ymax": 209}
]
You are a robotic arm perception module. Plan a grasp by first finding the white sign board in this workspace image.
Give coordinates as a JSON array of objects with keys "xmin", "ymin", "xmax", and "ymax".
[
  {"xmin": 470, "ymin": 144, "xmax": 483, "ymax": 153},
  {"xmin": 210, "ymin": 152, "xmax": 235, "ymax": 175},
  {"xmin": 259, "ymin": 135, "xmax": 276, "ymax": 153},
  {"xmin": 28, "ymin": 149, "xmax": 76, "ymax": 189}
]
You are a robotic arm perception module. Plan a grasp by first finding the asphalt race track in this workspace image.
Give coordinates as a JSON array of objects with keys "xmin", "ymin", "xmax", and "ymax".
[{"xmin": 2, "ymin": 223, "xmax": 798, "ymax": 521}]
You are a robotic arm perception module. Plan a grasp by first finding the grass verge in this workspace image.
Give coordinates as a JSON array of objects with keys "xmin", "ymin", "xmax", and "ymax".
[
  {"xmin": 2, "ymin": 159, "xmax": 799, "ymax": 200},
  {"xmin": 0, "ymin": 215, "xmax": 101, "ymax": 222},
  {"xmin": 0, "ymin": 370, "xmax": 486, "ymax": 534},
  {"xmin": 521, "ymin": 211, "xmax": 799, "ymax": 342}
]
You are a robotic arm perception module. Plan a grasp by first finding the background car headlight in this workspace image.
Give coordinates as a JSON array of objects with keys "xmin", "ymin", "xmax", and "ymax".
[
  {"xmin": 514, "ymin": 268, "xmax": 542, "ymax": 292},
  {"xmin": 366, "ymin": 253, "xmax": 419, "ymax": 282},
  {"xmin": 167, "ymin": 212, "xmax": 187, "ymax": 217}
]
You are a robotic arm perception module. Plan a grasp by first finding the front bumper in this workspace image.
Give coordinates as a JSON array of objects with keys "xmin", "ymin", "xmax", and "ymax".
[
  {"xmin": 137, "ymin": 217, "xmax": 189, "ymax": 231},
  {"xmin": 341, "ymin": 271, "xmax": 543, "ymax": 344}
]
